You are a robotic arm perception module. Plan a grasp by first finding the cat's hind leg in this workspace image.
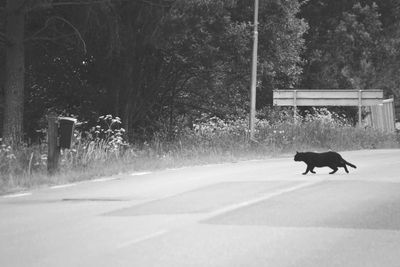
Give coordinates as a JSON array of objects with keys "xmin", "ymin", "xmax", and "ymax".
[
  {"xmin": 310, "ymin": 166, "xmax": 316, "ymax": 174},
  {"xmin": 329, "ymin": 166, "xmax": 338, "ymax": 174},
  {"xmin": 343, "ymin": 164, "xmax": 349, "ymax": 173},
  {"xmin": 340, "ymin": 160, "xmax": 350, "ymax": 173}
]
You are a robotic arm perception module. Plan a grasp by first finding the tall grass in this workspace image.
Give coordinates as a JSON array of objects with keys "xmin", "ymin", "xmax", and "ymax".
[{"xmin": 1, "ymin": 109, "xmax": 398, "ymax": 194}]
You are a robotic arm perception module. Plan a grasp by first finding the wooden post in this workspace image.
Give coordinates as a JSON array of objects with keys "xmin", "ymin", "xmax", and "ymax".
[{"xmin": 47, "ymin": 113, "xmax": 60, "ymax": 175}]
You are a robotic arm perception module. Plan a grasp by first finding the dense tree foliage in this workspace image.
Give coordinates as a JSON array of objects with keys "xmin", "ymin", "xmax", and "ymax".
[
  {"xmin": 0, "ymin": 0, "xmax": 399, "ymax": 143},
  {"xmin": 300, "ymin": 0, "xmax": 400, "ymax": 96}
]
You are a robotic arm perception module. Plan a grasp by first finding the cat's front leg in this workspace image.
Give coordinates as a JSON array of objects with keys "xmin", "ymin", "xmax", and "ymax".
[{"xmin": 302, "ymin": 166, "xmax": 311, "ymax": 175}]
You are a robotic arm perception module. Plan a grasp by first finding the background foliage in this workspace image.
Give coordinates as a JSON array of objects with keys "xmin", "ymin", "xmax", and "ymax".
[
  {"xmin": 1, "ymin": 0, "xmax": 399, "ymax": 142},
  {"xmin": 1, "ymin": 0, "xmax": 307, "ymax": 141},
  {"xmin": 0, "ymin": 1, "xmax": 400, "ymax": 192}
]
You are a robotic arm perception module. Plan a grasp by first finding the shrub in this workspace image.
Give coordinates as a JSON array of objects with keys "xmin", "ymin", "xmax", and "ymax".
[{"xmin": 61, "ymin": 114, "xmax": 129, "ymax": 168}]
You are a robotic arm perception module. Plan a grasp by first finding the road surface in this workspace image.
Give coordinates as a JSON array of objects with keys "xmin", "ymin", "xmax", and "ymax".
[{"xmin": 1, "ymin": 149, "xmax": 400, "ymax": 267}]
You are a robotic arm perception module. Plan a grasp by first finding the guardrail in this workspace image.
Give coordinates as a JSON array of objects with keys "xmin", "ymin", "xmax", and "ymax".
[{"xmin": 273, "ymin": 89, "xmax": 392, "ymax": 128}]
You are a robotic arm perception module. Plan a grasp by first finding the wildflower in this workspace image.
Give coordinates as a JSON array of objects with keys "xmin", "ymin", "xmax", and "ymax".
[{"xmin": 6, "ymin": 153, "xmax": 16, "ymax": 160}]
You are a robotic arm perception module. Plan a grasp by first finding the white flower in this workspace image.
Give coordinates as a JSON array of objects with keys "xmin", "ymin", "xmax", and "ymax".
[{"xmin": 6, "ymin": 154, "xmax": 16, "ymax": 160}]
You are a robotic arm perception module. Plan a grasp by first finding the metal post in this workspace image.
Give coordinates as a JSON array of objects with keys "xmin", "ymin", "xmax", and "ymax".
[
  {"xmin": 249, "ymin": 0, "xmax": 259, "ymax": 140},
  {"xmin": 389, "ymin": 96, "xmax": 395, "ymax": 132},
  {"xmin": 358, "ymin": 90, "xmax": 362, "ymax": 126},
  {"xmin": 293, "ymin": 90, "xmax": 297, "ymax": 123}
]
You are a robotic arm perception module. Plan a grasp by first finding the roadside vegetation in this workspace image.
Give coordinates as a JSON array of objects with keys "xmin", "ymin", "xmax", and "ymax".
[{"xmin": 1, "ymin": 109, "xmax": 398, "ymax": 194}]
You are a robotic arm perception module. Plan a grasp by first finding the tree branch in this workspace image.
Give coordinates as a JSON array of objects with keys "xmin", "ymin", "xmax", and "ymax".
[
  {"xmin": 24, "ymin": 16, "xmax": 53, "ymax": 42},
  {"xmin": 139, "ymin": 0, "xmax": 173, "ymax": 8},
  {"xmin": 16, "ymin": 0, "xmax": 31, "ymax": 13},
  {"xmin": 28, "ymin": 33, "xmax": 76, "ymax": 42},
  {"xmin": 26, "ymin": 0, "xmax": 116, "ymax": 12},
  {"xmin": 49, "ymin": 16, "xmax": 87, "ymax": 53},
  {"xmin": 47, "ymin": 0, "xmax": 114, "ymax": 8},
  {"xmin": 0, "ymin": 31, "xmax": 12, "ymax": 46},
  {"xmin": 24, "ymin": 15, "xmax": 87, "ymax": 53},
  {"xmin": 27, "ymin": 0, "xmax": 174, "ymax": 11}
]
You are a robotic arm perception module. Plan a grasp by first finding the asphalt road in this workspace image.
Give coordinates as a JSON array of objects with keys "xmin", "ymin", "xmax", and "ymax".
[{"xmin": 1, "ymin": 149, "xmax": 400, "ymax": 267}]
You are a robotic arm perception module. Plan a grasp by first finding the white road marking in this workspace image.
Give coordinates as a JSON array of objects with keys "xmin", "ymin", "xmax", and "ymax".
[
  {"xmin": 3, "ymin": 192, "xmax": 32, "ymax": 198},
  {"xmin": 91, "ymin": 177, "xmax": 117, "ymax": 182},
  {"xmin": 50, "ymin": 183, "xmax": 77, "ymax": 189},
  {"xmin": 131, "ymin": 171, "xmax": 151, "ymax": 176},
  {"xmin": 166, "ymin": 168, "xmax": 183, "ymax": 171},
  {"xmin": 117, "ymin": 181, "xmax": 322, "ymax": 249},
  {"xmin": 117, "ymin": 230, "xmax": 168, "ymax": 249},
  {"xmin": 207, "ymin": 180, "xmax": 323, "ymax": 218}
]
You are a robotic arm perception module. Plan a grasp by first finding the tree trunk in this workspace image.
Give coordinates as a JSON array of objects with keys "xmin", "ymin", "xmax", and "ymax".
[
  {"xmin": 2, "ymin": 0, "xmax": 25, "ymax": 145},
  {"xmin": 122, "ymin": 64, "xmax": 135, "ymax": 141}
]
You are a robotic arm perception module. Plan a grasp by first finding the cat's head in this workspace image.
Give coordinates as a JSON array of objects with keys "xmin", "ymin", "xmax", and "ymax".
[{"xmin": 294, "ymin": 151, "xmax": 304, "ymax": 161}]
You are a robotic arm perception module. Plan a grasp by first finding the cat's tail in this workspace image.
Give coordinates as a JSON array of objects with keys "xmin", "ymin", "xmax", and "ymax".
[{"xmin": 343, "ymin": 159, "xmax": 356, "ymax": 169}]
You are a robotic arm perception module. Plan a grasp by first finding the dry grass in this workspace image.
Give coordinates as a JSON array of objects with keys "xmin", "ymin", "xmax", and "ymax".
[{"xmin": 1, "ymin": 110, "xmax": 398, "ymax": 194}]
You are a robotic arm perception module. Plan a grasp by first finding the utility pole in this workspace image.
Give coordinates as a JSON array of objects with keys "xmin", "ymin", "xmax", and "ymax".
[{"xmin": 249, "ymin": 0, "xmax": 259, "ymax": 140}]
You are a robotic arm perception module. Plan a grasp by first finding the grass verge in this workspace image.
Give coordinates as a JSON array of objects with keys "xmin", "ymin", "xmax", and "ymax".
[{"xmin": 1, "ymin": 111, "xmax": 399, "ymax": 195}]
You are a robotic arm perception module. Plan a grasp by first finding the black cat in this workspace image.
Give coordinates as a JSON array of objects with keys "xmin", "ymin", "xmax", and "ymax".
[{"xmin": 294, "ymin": 151, "xmax": 356, "ymax": 175}]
